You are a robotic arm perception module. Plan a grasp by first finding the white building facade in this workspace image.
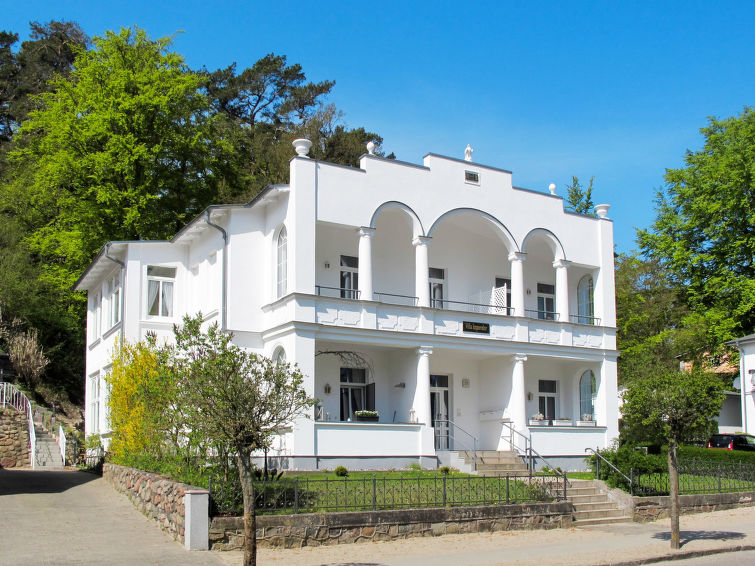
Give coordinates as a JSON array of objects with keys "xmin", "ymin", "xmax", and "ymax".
[
  {"xmin": 76, "ymin": 143, "xmax": 620, "ymax": 471},
  {"xmin": 729, "ymin": 334, "xmax": 755, "ymax": 435}
]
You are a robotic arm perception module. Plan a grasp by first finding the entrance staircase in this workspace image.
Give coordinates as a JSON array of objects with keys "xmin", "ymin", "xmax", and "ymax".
[
  {"xmin": 33, "ymin": 425, "xmax": 64, "ymax": 470},
  {"xmin": 568, "ymin": 479, "xmax": 631, "ymax": 526},
  {"xmin": 443, "ymin": 450, "xmax": 530, "ymax": 476}
]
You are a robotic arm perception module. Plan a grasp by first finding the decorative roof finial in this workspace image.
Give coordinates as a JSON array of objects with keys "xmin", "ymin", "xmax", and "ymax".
[
  {"xmin": 548, "ymin": 183, "xmax": 557, "ymax": 195},
  {"xmin": 464, "ymin": 144, "xmax": 473, "ymax": 162},
  {"xmin": 292, "ymin": 138, "xmax": 312, "ymax": 158},
  {"xmin": 366, "ymin": 140, "xmax": 376, "ymax": 155}
]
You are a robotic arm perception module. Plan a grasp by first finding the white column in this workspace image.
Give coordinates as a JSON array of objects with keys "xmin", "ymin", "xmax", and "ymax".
[
  {"xmin": 508, "ymin": 252, "xmax": 525, "ymax": 316},
  {"xmin": 413, "ymin": 347, "xmax": 433, "ymax": 426},
  {"xmin": 413, "ymin": 236, "xmax": 431, "ymax": 307},
  {"xmin": 509, "ymin": 354, "xmax": 528, "ymax": 439},
  {"xmin": 553, "ymin": 259, "xmax": 570, "ymax": 322},
  {"xmin": 357, "ymin": 227, "xmax": 375, "ymax": 301},
  {"xmin": 596, "ymin": 356, "xmax": 619, "ymax": 443}
]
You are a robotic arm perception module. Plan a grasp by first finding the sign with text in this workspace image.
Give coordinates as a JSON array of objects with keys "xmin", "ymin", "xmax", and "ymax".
[{"xmin": 463, "ymin": 321, "xmax": 490, "ymax": 334}]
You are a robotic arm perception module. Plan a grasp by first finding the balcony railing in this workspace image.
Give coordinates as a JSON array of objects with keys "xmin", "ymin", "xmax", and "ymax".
[
  {"xmin": 524, "ymin": 309, "xmax": 560, "ymax": 321},
  {"xmin": 316, "ymin": 285, "xmax": 361, "ymax": 300},
  {"xmin": 435, "ymin": 298, "xmax": 513, "ymax": 316},
  {"xmin": 569, "ymin": 314, "xmax": 601, "ymax": 326},
  {"xmin": 374, "ymin": 292, "xmax": 418, "ymax": 307}
]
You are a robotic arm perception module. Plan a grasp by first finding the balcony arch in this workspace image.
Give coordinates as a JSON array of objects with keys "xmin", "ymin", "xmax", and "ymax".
[
  {"xmin": 369, "ymin": 201, "xmax": 425, "ymax": 238},
  {"xmin": 521, "ymin": 228, "xmax": 566, "ymax": 261},
  {"xmin": 427, "ymin": 208, "xmax": 519, "ymax": 253}
]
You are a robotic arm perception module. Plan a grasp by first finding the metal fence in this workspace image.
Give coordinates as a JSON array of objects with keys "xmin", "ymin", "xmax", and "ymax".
[
  {"xmin": 632, "ymin": 459, "xmax": 755, "ymax": 496},
  {"xmin": 209, "ymin": 472, "xmax": 566, "ymax": 516}
]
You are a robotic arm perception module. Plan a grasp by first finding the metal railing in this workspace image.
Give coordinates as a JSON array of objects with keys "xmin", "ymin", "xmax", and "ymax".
[
  {"xmin": 315, "ymin": 285, "xmax": 361, "ymax": 300},
  {"xmin": 633, "ymin": 459, "xmax": 755, "ymax": 496},
  {"xmin": 58, "ymin": 424, "xmax": 67, "ymax": 466},
  {"xmin": 500, "ymin": 421, "xmax": 567, "ymax": 485},
  {"xmin": 436, "ymin": 298, "xmax": 513, "ymax": 315},
  {"xmin": 524, "ymin": 309, "xmax": 560, "ymax": 321},
  {"xmin": 433, "ymin": 419, "xmax": 478, "ymax": 471},
  {"xmin": 1, "ymin": 382, "xmax": 36, "ymax": 469},
  {"xmin": 209, "ymin": 471, "xmax": 567, "ymax": 516},
  {"xmin": 569, "ymin": 314, "xmax": 601, "ymax": 326},
  {"xmin": 586, "ymin": 447, "xmax": 635, "ymax": 495},
  {"xmin": 374, "ymin": 292, "xmax": 418, "ymax": 306}
]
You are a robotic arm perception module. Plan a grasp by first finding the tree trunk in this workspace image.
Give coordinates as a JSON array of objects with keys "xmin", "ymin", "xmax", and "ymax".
[
  {"xmin": 668, "ymin": 437, "xmax": 680, "ymax": 550},
  {"xmin": 236, "ymin": 452, "xmax": 257, "ymax": 566}
]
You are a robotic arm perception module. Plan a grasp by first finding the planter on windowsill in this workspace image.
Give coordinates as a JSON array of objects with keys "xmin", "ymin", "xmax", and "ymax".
[
  {"xmin": 529, "ymin": 419, "xmax": 547, "ymax": 426},
  {"xmin": 354, "ymin": 411, "xmax": 379, "ymax": 423},
  {"xmin": 553, "ymin": 419, "xmax": 572, "ymax": 427},
  {"xmin": 577, "ymin": 420, "xmax": 597, "ymax": 427}
]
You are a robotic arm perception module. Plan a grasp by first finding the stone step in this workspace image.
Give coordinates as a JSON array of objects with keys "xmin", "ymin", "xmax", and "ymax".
[
  {"xmin": 568, "ymin": 493, "xmax": 611, "ymax": 503},
  {"xmin": 574, "ymin": 516, "xmax": 633, "ymax": 526},
  {"xmin": 573, "ymin": 507, "xmax": 626, "ymax": 520}
]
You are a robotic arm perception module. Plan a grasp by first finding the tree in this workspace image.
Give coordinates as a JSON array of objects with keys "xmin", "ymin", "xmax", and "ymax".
[
  {"xmin": 621, "ymin": 369, "xmax": 725, "ymax": 549},
  {"xmin": 564, "ymin": 176, "xmax": 595, "ymax": 215},
  {"xmin": 638, "ymin": 107, "xmax": 755, "ymax": 344},
  {"xmin": 173, "ymin": 315, "xmax": 315, "ymax": 566},
  {"xmin": 0, "ymin": 306, "xmax": 49, "ymax": 389}
]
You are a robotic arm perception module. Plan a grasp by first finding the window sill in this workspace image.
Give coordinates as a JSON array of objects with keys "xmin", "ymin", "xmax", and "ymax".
[
  {"xmin": 102, "ymin": 322, "xmax": 122, "ymax": 340},
  {"xmin": 88, "ymin": 338, "xmax": 101, "ymax": 350}
]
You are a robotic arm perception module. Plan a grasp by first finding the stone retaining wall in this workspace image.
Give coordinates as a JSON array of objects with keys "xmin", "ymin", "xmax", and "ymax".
[
  {"xmin": 0, "ymin": 408, "xmax": 30, "ymax": 468},
  {"xmin": 633, "ymin": 491, "xmax": 755, "ymax": 522},
  {"xmin": 210, "ymin": 501, "xmax": 573, "ymax": 550},
  {"xmin": 104, "ymin": 463, "xmax": 202, "ymax": 543}
]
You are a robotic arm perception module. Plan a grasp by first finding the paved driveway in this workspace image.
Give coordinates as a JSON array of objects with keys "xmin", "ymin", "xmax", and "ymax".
[{"xmin": 0, "ymin": 469, "xmax": 227, "ymax": 566}]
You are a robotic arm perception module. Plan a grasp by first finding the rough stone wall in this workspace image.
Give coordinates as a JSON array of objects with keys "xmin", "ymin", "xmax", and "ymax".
[
  {"xmin": 633, "ymin": 491, "xmax": 755, "ymax": 522},
  {"xmin": 210, "ymin": 501, "xmax": 573, "ymax": 550},
  {"xmin": 104, "ymin": 463, "xmax": 203, "ymax": 543},
  {"xmin": 0, "ymin": 409, "xmax": 30, "ymax": 468}
]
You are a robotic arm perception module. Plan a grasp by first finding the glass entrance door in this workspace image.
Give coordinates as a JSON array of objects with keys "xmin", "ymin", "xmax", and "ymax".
[{"xmin": 430, "ymin": 375, "xmax": 450, "ymax": 450}]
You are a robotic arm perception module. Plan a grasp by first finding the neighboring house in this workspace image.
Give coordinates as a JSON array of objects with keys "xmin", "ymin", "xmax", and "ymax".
[
  {"xmin": 728, "ymin": 334, "xmax": 755, "ymax": 435},
  {"xmin": 75, "ymin": 141, "xmax": 620, "ymax": 471}
]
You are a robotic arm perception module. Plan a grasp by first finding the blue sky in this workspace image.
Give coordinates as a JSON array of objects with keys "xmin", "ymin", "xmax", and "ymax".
[{"xmin": 4, "ymin": 1, "xmax": 754, "ymax": 252}]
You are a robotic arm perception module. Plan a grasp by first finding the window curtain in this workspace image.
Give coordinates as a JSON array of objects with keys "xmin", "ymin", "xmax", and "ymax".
[
  {"xmin": 161, "ymin": 281, "xmax": 173, "ymax": 317},
  {"xmin": 147, "ymin": 280, "xmax": 160, "ymax": 315}
]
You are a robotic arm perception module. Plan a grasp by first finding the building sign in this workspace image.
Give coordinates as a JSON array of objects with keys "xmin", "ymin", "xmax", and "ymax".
[{"xmin": 463, "ymin": 321, "xmax": 490, "ymax": 334}]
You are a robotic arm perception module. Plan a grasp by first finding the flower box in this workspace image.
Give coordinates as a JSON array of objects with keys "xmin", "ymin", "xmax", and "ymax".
[
  {"xmin": 553, "ymin": 419, "xmax": 572, "ymax": 427},
  {"xmin": 529, "ymin": 419, "xmax": 547, "ymax": 426},
  {"xmin": 354, "ymin": 411, "xmax": 379, "ymax": 422},
  {"xmin": 577, "ymin": 420, "xmax": 597, "ymax": 427}
]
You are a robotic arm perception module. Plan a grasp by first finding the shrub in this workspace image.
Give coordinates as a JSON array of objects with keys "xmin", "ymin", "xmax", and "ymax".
[
  {"xmin": 439, "ymin": 465, "xmax": 451, "ymax": 475},
  {"xmin": 334, "ymin": 465, "xmax": 349, "ymax": 477},
  {"xmin": 680, "ymin": 445, "xmax": 755, "ymax": 465},
  {"xmin": 408, "ymin": 462, "xmax": 423, "ymax": 471},
  {"xmin": 589, "ymin": 444, "xmax": 665, "ymax": 489}
]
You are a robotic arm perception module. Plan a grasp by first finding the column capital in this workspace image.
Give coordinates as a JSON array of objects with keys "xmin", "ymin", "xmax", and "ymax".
[
  {"xmin": 513, "ymin": 353, "xmax": 528, "ymax": 363},
  {"xmin": 358, "ymin": 226, "xmax": 376, "ymax": 238},
  {"xmin": 417, "ymin": 346, "xmax": 433, "ymax": 357},
  {"xmin": 508, "ymin": 251, "xmax": 526, "ymax": 262},
  {"xmin": 552, "ymin": 258, "xmax": 570, "ymax": 269},
  {"xmin": 412, "ymin": 235, "xmax": 432, "ymax": 247}
]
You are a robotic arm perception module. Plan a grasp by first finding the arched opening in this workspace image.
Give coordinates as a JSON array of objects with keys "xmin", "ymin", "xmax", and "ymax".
[
  {"xmin": 272, "ymin": 346, "xmax": 287, "ymax": 365},
  {"xmin": 521, "ymin": 229, "xmax": 567, "ymax": 320},
  {"xmin": 371, "ymin": 206, "xmax": 417, "ymax": 303},
  {"xmin": 276, "ymin": 226, "xmax": 287, "ymax": 298},
  {"xmin": 577, "ymin": 275, "xmax": 594, "ymax": 324}
]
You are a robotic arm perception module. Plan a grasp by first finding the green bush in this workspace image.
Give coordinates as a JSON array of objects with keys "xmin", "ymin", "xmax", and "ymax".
[
  {"xmin": 334, "ymin": 465, "xmax": 349, "ymax": 477},
  {"xmin": 589, "ymin": 445, "xmax": 665, "ymax": 489},
  {"xmin": 680, "ymin": 445, "xmax": 755, "ymax": 465},
  {"xmin": 439, "ymin": 466, "xmax": 451, "ymax": 475}
]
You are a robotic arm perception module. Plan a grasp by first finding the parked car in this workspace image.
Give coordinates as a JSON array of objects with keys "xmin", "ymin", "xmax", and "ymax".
[{"xmin": 707, "ymin": 433, "xmax": 755, "ymax": 451}]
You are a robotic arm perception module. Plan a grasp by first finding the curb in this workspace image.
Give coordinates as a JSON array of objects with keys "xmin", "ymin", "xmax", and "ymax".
[{"xmin": 592, "ymin": 544, "xmax": 755, "ymax": 566}]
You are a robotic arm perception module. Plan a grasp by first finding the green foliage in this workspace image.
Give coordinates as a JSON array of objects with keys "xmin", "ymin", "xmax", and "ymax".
[
  {"xmin": 679, "ymin": 444, "xmax": 755, "ymax": 465},
  {"xmin": 638, "ymin": 107, "xmax": 755, "ymax": 344},
  {"xmin": 439, "ymin": 465, "xmax": 451, "ymax": 475},
  {"xmin": 564, "ymin": 176, "xmax": 595, "ymax": 215},
  {"xmin": 334, "ymin": 465, "xmax": 349, "ymax": 477},
  {"xmin": 408, "ymin": 462, "xmax": 423, "ymax": 471},
  {"xmin": 621, "ymin": 368, "xmax": 726, "ymax": 446}
]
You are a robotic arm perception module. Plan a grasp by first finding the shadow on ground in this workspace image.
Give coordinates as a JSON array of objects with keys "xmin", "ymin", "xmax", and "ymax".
[
  {"xmin": 652, "ymin": 530, "xmax": 746, "ymax": 547},
  {"xmin": 0, "ymin": 469, "xmax": 99, "ymax": 495}
]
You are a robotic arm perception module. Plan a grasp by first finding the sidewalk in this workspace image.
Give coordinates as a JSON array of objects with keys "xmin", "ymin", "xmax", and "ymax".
[{"xmin": 216, "ymin": 505, "xmax": 755, "ymax": 566}]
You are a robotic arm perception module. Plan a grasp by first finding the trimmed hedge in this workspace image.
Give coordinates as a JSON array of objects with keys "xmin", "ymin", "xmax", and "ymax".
[{"xmin": 680, "ymin": 445, "xmax": 755, "ymax": 465}]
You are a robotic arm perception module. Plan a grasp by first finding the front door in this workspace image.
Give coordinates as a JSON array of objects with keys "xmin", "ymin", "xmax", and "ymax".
[{"xmin": 430, "ymin": 374, "xmax": 450, "ymax": 450}]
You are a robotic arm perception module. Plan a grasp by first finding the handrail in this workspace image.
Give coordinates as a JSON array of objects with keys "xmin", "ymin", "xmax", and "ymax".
[
  {"xmin": 433, "ymin": 419, "xmax": 478, "ymax": 471},
  {"xmin": 374, "ymin": 292, "xmax": 418, "ymax": 306},
  {"xmin": 569, "ymin": 314, "xmax": 602, "ymax": 326},
  {"xmin": 435, "ymin": 298, "xmax": 512, "ymax": 315},
  {"xmin": 1, "ymin": 382, "xmax": 36, "ymax": 469},
  {"xmin": 58, "ymin": 424, "xmax": 67, "ymax": 466},
  {"xmin": 500, "ymin": 421, "xmax": 568, "ymax": 482},
  {"xmin": 315, "ymin": 285, "xmax": 361, "ymax": 300},
  {"xmin": 586, "ymin": 447, "xmax": 634, "ymax": 495},
  {"xmin": 524, "ymin": 309, "xmax": 560, "ymax": 321}
]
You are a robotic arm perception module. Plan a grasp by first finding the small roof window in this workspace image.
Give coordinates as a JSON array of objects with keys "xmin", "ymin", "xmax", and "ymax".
[{"xmin": 465, "ymin": 170, "xmax": 480, "ymax": 185}]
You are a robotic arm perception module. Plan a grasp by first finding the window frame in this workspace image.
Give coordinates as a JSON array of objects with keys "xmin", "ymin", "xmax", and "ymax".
[
  {"xmin": 276, "ymin": 226, "xmax": 287, "ymax": 299},
  {"xmin": 536, "ymin": 282, "xmax": 556, "ymax": 320},
  {"xmin": 429, "ymin": 267, "xmax": 446, "ymax": 309},
  {"xmin": 538, "ymin": 379, "xmax": 558, "ymax": 422},
  {"xmin": 146, "ymin": 265, "xmax": 176, "ymax": 319},
  {"xmin": 577, "ymin": 275, "xmax": 595, "ymax": 324},
  {"xmin": 339, "ymin": 255, "xmax": 359, "ymax": 299},
  {"xmin": 108, "ymin": 273, "xmax": 122, "ymax": 329},
  {"xmin": 579, "ymin": 370, "xmax": 597, "ymax": 421},
  {"xmin": 339, "ymin": 367, "xmax": 368, "ymax": 421}
]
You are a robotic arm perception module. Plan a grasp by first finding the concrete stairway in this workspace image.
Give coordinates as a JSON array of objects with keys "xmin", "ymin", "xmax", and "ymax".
[
  {"xmin": 34, "ymin": 426, "xmax": 64, "ymax": 470},
  {"xmin": 456, "ymin": 450, "xmax": 530, "ymax": 476},
  {"xmin": 568, "ymin": 479, "xmax": 631, "ymax": 526}
]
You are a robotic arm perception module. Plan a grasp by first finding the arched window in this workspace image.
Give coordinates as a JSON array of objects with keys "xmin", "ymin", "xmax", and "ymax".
[
  {"xmin": 577, "ymin": 275, "xmax": 594, "ymax": 324},
  {"xmin": 579, "ymin": 370, "xmax": 596, "ymax": 421},
  {"xmin": 276, "ymin": 226, "xmax": 287, "ymax": 298},
  {"xmin": 272, "ymin": 347, "xmax": 286, "ymax": 365}
]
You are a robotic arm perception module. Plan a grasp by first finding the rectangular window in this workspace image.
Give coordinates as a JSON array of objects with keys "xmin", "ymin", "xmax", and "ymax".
[
  {"xmin": 147, "ymin": 266, "xmax": 176, "ymax": 317},
  {"xmin": 109, "ymin": 274, "xmax": 121, "ymax": 328},
  {"xmin": 340, "ymin": 255, "xmax": 359, "ymax": 299},
  {"xmin": 88, "ymin": 372, "xmax": 100, "ymax": 434},
  {"xmin": 429, "ymin": 267, "xmax": 446, "ymax": 308},
  {"xmin": 538, "ymin": 379, "xmax": 558, "ymax": 422},
  {"xmin": 537, "ymin": 283, "xmax": 555, "ymax": 320},
  {"xmin": 90, "ymin": 290, "xmax": 102, "ymax": 340},
  {"xmin": 465, "ymin": 171, "xmax": 480, "ymax": 184},
  {"xmin": 340, "ymin": 368, "xmax": 367, "ymax": 421}
]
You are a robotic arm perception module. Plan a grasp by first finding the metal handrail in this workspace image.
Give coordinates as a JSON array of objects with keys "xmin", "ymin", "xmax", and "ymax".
[
  {"xmin": 374, "ymin": 292, "xmax": 418, "ymax": 306},
  {"xmin": 315, "ymin": 285, "xmax": 361, "ymax": 300},
  {"xmin": 433, "ymin": 419, "xmax": 478, "ymax": 471},
  {"xmin": 500, "ymin": 421, "xmax": 568, "ymax": 481},
  {"xmin": 586, "ymin": 447, "xmax": 634, "ymax": 495},
  {"xmin": 58, "ymin": 424, "xmax": 67, "ymax": 466},
  {"xmin": 1, "ymin": 382, "xmax": 36, "ymax": 469},
  {"xmin": 436, "ymin": 298, "xmax": 513, "ymax": 315},
  {"xmin": 524, "ymin": 309, "xmax": 560, "ymax": 321},
  {"xmin": 569, "ymin": 314, "xmax": 601, "ymax": 325}
]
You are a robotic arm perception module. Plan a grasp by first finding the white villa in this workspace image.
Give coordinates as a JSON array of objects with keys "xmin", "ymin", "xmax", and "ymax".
[
  {"xmin": 76, "ymin": 140, "xmax": 619, "ymax": 471},
  {"xmin": 728, "ymin": 334, "xmax": 755, "ymax": 435}
]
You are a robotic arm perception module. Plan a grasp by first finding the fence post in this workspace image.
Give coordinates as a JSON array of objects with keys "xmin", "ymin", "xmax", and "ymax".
[
  {"xmin": 373, "ymin": 474, "xmax": 377, "ymax": 511},
  {"xmin": 718, "ymin": 465, "xmax": 722, "ymax": 493},
  {"xmin": 562, "ymin": 471, "xmax": 567, "ymax": 501},
  {"xmin": 596, "ymin": 453, "xmax": 601, "ymax": 480},
  {"xmin": 443, "ymin": 474, "xmax": 447, "ymax": 507},
  {"xmin": 506, "ymin": 475, "xmax": 510, "ymax": 504},
  {"xmin": 294, "ymin": 476, "xmax": 299, "ymax": 514},
  {"xmin": 630, "ymin": 468, "xmax": 634, "ymax": 496}
]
